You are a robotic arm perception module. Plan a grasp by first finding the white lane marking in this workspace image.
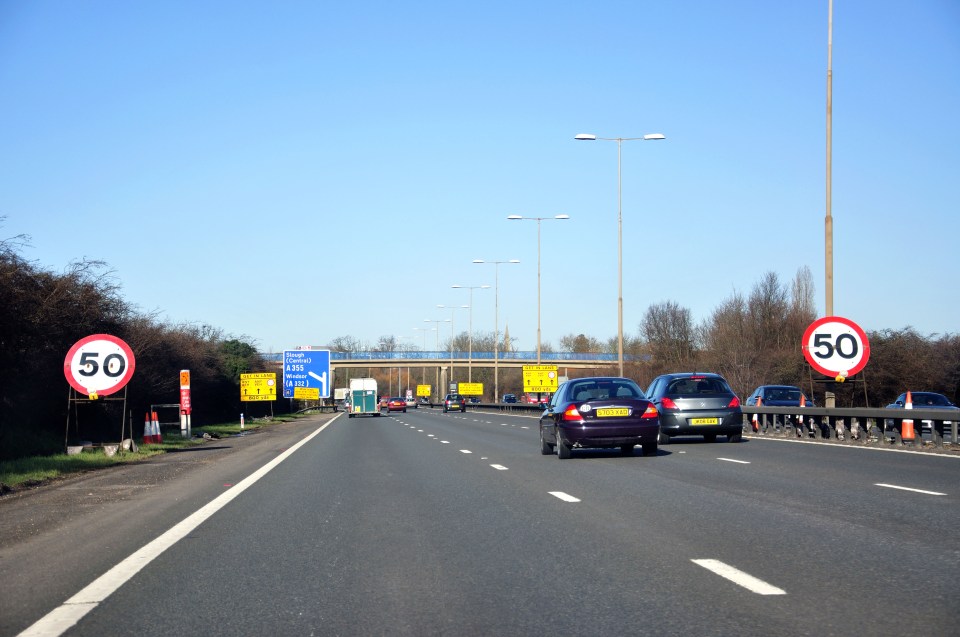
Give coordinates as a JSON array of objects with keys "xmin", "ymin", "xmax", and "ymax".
[
  {"xmin": 441, "ymin": 441, "xmax": 450, "ymax": 444},
  {"xmin": 875, "ymin": 483, "xmax": 946, "ymax": 496},
  {"xmin": 428, "ymin": 434, "xmax": 435, "ymax": 438},
  {"xmin": 521, "ymin": 426, "xmax": 529, "ymax": 429},
  {"xmin": 460, "ymin": 450, "xmax": 472, "ymax": 454},
  {"xmin": 549, "ymin": 491, "xmax": 581, "ymax": 503},
  {"xmin": 490, "ymin": 464, "xmax": 508, "ymax": 471},
  {"xmin": 717, "ymin": 458, "xmax": 750, "ymax": 464},
  {"xmin": 691, "ymin": 559, "xmax": 786, "ymax": 595},
  {"xmin": 19, "ymin": 417, "xmax": 338, "ymax": 637},
  {"xmin": 417, "ymin": 429, "xmax": 424, "ymax": 432}
]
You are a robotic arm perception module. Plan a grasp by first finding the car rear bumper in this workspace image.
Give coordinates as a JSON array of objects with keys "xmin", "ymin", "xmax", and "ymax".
[
  {"xmin": 558, "ymin": 422, "xmax": 660, "ymax": 448},
  {"xmin": 660, "ymin": 411, "xmax": 742, "ymax": 436}
]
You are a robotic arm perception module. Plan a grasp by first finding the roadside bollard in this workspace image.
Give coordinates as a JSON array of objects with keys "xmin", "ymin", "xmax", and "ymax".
[{"xmin": 240, "ymin": 412, "xmax": 245, "ymax": 435}]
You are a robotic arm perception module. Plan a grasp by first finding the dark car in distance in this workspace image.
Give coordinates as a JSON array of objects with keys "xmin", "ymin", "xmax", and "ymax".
[
  {"xmin": 443, "ymin": 393, "xmax": 467, "ymax": 412},
  {"xmin": 745, "ymin": 385, "xmax": 814, "ymax": 407},
  {"xmin": 502, "ymin": 393, "xmax": 518, "ymax": 403},
  {"xmin": 884, "ymin": 392, "xmax": 958, "ymax": 434},
  {"xmin": 646, "ymin": 372, "xmax": 743, "ymax": 443},
  {"xmin": 539, "ymin": 377, "xmax": 660, "ymax": 459}
]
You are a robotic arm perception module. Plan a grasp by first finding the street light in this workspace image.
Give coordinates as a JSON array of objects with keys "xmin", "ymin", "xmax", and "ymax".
[
  {"xmin": 437, "ymin": 304, "xmax": 469, "ymax": 388},
  {"xmin": 575, "ymin": 132, "xmax": 665, "ymax": 376},
  {"xmin": 473, "ymin": 259, "xmax": 520, "ymax": 402},
  {"xmin": 451, "ymin": 284, "xmax": 490, "ymax": 382},
  {"xmin": 424, "ymin": 318, "xmax": 450, "ymax": 400},
  {"xmin": 413, "ymin": 326, "xmax": 434, "ymax": 385},
  {"xmin": 506, "ymin": 214, "xmax": 570, "ymax": 364}
]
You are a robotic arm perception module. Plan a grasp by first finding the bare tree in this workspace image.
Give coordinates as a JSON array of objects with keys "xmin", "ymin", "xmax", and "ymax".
[
  {"xmin": 640, "ymin": 301, "xmax": 696, "ymax": 370},
  {"xmin": 559, "ymin": 333, "xmax": 604, "ymax": 353}
]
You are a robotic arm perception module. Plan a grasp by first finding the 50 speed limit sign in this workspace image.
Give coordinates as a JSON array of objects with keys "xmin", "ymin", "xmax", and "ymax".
[
  {"xmin": 801, "ymin": 316, "xmax": 870, "ymax": 380},
  {"xmin": 63, "ymin": 334, "xmax": 136, "ymax": 396}
]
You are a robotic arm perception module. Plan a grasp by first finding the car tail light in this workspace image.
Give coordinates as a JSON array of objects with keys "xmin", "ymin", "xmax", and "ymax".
[
  {"xmin": 562, "ymin": 405, "xmax": 582, "ymax": 421},
  {"xmin": 641, "ymin": 405, "xmax": 658, "ymax": 419},
  {"xmin": 661, "ymin": 397, "xmax": 678, "ymax": 409},
  {"xmin": 728, "ymin": 396, "xmax": 741, "ymax": 408}
]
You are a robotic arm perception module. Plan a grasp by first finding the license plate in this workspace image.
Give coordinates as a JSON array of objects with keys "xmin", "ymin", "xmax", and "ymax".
[
  {"xmin": 691, "ymin": 417, "xmax": 719, "ymax": 425},
  {"xmin": 597, "ymin": 408, "xmax": 630, "ymax": 417}
]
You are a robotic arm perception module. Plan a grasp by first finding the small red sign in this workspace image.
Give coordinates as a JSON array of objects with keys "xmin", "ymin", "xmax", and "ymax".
[{"xmin": 180, "ymin": 388, "xmax": 192, "ymax": 415}]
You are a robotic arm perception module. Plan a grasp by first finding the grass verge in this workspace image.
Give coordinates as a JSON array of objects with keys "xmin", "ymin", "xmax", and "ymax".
[{"xmin": 0, "ymin": 414, "xmax": 307, "ymax": 492}]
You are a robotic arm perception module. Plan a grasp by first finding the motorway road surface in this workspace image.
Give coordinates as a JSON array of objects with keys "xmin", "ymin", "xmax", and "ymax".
[{"xmin": 2, "ymin": 409, "xmax": 959, "ymax": 636}]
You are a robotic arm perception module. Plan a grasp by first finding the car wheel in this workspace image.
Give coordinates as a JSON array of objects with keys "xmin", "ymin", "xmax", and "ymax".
[
  {"xmin": 403, "ymin": 408, "xmax": 406, "ymax": 413},
  {"xmin": 540, "ymin": 429, "xmax": 553, "ymax": 455},
  {"xmin": 557, "ymin": 437, "xmax": 572, "ymax": 460},
  {"xmin": 658, "ymin": 432, "xmax": 670, "ymax": 444},
  {"xmin": 728, "ymin": 432, "xmax": 742, "ymax": 443},
  {"xmin": 641, "ymin": 441, "xmax": 658, "ymax": 456},
  {"xmin": 620, "ymin": 444, "xmax": 634, "ymax": 456},
  {"xmin": 704, "ymin": 433, "xmax": 717, "ymax": 443}
]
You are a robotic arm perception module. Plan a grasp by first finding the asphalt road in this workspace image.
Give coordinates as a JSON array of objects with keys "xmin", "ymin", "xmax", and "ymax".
[{"xmin": 3, "ymin": 408, "xmax": 959, "ymax": 636}]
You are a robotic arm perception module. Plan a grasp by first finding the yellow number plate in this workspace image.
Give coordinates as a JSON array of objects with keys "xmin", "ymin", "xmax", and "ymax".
[
  {"xmin": 597, "ymin": 408, "xmax": 630, "ymax": 417},
  {"xmin": 691, "ymin": 417, "xmax": 719, "ymax": 425}
]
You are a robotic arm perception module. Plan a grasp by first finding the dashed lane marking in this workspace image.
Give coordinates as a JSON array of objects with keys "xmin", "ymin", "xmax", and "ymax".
[
  {"xmin": 692, "ymin": 559, "xmax": 786, "ymax": 595},
  {"xmin": 875, "ymin": 483, "xmax": 946, "ymax": 496}
]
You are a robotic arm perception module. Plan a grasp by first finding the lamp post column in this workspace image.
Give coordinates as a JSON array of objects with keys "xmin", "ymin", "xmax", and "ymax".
[
  {"xmin": 575, "ymin": 132, "xmax": 665, "ymax": 376},
  {"xmin": 473, "ymin": 259, "xmax": 519, "ymax": 402},
  {"xmin": 506, "ymin": 215, "xmax": 570, "ymax": 367}
]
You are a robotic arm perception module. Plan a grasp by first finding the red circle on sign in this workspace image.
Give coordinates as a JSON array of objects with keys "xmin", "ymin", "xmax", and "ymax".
[
  {"xmin": 63, "ymin": 334, "xmax": 136, "ymax": 396},
  {"xmin": 801, "ymin": 316, "xmax": 870, "ymax": 378}
]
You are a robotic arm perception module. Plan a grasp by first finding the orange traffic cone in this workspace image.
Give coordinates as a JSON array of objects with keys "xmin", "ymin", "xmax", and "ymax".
[
  {"xmin": 143, "ymin": 412, "xmax": 154, "ymax": 445},
  {"xmin": 798, "ymin": 394, "xmax": 806, "ymax": 424},
  {"xmin": 902, "ymin": 391, "xmax": 915, "ymax": 441},
  {"xmin": 752, "ymin": 396, "xmax": 761, "ymax": 432},
  {"xmin": 152, "ymin": 411, "xmax": 163, "ymax": 444}
]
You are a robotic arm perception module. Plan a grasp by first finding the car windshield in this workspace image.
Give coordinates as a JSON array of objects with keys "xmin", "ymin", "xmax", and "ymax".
[
  {"xmin": 913, "ymin": 393, "xmax": 951, "ymax": 406},
  {"xmin": 668, "ymin": 377, "xmax": 730, "ymax": 395},
  {"xmin": 766, "ymin": 388, "xmax": 801, "ymax": 401},
  {"xmin": 567, "ymin": 379, "xmax": 643, "ymax": 401}
]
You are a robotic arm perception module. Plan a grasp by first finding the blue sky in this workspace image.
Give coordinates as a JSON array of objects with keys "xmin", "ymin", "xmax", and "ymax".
[{"xmin": 2, "ymin": 1, "xmax": 958, "ymax": 354}]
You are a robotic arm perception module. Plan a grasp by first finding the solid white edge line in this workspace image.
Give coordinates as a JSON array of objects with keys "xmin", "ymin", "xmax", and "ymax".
[
  {"xmin": 745, "ymin": 434, "xmax": 960, "ymax": 458},
  {"xmin": 875, "ymin": 483, "xmax": 946, "ymax": 496},
  {"xmin": 549, "ymin": 491, "xmax": 581, "ymax": 502},
  {"xmin": 17, "ymin": 417, "xmax": 338, "ymax": 637},
  {"xmin": 692, "ymin": 559, "xmax": 786, "ymax": 595}
]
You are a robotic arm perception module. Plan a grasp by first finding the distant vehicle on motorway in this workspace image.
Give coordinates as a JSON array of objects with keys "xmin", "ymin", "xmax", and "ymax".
[
  {"xmin": 443, "ymin": 393, "xmax": 467, "ymax": 412},
  {"xmin": 502, "ymin": 393, "xmax": 517, "ymax": 403},
  {"xmin": 645, "ymin": 372, "xmax": 743, "ymax": 443},
  {"xmin": 405, "ymin": 396, "xmax": 418, "ymax": 408},
  {"xmin": 745, "ymin": 385, "xmax": 814, "ymax": 407},
  {"xmin": 884, "ymin": 392, "xmax": 958, "ymax": 433},
  {"xmin": 539, "ymin": 377, "xmax": 659, "ymax": 459},
  {"xmin": 386, "ymin": 397, "xmax": 407, "ymax": 413},
  {"xmin": 522, "ymin": 393, "xmax": 549, "ymax": 405}
]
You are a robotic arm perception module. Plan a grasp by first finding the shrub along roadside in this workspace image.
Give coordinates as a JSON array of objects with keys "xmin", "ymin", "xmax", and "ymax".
[{"xmin": 0, "ymin": 415, "xmax": 303, "ymax": 493}]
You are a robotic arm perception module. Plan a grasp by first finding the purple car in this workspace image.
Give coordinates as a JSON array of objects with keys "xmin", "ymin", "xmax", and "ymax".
[{"xmin": 539, "ymin": 377, "xmax": 660, "ymax": 459}]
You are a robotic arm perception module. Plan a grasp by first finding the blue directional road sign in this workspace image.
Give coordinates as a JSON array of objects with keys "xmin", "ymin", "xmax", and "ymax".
[{"xmin": 282, "ymin": 349, "xmax": 331, "ymax": 399}]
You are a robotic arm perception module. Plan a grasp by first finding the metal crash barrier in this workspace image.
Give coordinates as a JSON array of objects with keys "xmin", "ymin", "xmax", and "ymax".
[{"xmin": 743, "ymin": 405, "xmax": 959, "ymax": 448}]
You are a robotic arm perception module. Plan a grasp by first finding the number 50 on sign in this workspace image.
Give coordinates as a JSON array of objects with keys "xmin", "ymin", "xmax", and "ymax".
[{"xmin": 801, "ymin": 316, "xmax": 870, "ymax": 379}]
